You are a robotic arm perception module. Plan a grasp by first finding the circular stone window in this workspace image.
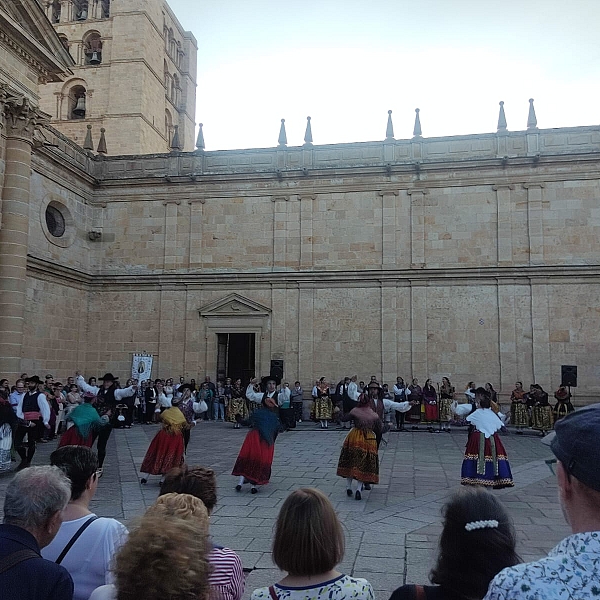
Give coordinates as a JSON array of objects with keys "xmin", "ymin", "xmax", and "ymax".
[
  {"xmin": 45, "ymin": 204, "xmax": 66, "ymax": 237},
  {"xmin": 40, "ymin": 198, "xmax": 76, "ymax": 248}
]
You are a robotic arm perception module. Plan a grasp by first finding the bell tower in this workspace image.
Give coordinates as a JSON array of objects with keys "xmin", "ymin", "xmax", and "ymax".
[{"xmin": 38, "ymin": 0, "xmax": 197, "ymax": 155}]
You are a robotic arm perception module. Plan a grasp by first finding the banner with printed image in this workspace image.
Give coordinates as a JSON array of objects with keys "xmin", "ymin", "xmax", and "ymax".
[{"xmin": 132, "ymin": 353, "xmax": 153, "ymax": 383}]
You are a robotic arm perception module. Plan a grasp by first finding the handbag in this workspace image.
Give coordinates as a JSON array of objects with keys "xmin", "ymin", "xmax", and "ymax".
[{"xmin": 23, "ymin": 411, "xmax": 41, "ymax": 421}]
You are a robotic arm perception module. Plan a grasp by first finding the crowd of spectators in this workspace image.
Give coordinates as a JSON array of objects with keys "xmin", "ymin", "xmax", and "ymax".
[{"xmin": 0, "ymin": 376, "xmax": 598, "ymax": 600}]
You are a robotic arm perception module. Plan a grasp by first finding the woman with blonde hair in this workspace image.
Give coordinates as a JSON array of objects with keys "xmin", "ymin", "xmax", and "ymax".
[
  {"xmin": 251, "ymin": 488, "xmax": 374, "ymax": 600},
  {"xmin": 89, "ymin": 492, "xmax": 211, "ymax": 600},
  {"xmin": 160, "ymin": 466, "xmax": 245, "ymax": 600}
]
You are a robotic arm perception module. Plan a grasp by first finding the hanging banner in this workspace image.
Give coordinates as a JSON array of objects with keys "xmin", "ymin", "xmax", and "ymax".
[{"xmin": 132, "ymin": 353, "xmax": 153, "ymax": 383}]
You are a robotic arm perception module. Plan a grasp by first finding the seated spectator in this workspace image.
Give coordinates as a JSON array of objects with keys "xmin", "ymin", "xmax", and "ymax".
[
  {"xmin": 251, "ymin": 487, "xmax": 374, "ymax": 600},
  {"xmin": 0, "ymin": 466, "xmax": 74, "ymax": 600},
  {"xmin": 485, "ymin": 404, "xmax": 600, "ymax": 600},
  {"xmin": 42, "ymin": 446, "xmax": 127, "ymax": 600},
  {"xmin": 390, "ymin": 487, "xmax": 519, "ymax": 600},
  {"xmin": 89, "ymin": 493, "xmax": 211, "ymax": 600},
  {"xmin": 160, "ymin": 465, "xmax": 245, "ymax": 600}
]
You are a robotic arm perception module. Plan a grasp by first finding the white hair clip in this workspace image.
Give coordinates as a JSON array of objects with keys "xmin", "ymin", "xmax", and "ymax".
[{"xmin": 465, "ymin": 519, "xmax": 499, "ymax": 531}]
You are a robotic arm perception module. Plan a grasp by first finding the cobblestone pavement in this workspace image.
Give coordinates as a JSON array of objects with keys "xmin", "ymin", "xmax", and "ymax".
[{"xmin": 0, "ymin": 423, "xmax": 571, "ymax": 599}]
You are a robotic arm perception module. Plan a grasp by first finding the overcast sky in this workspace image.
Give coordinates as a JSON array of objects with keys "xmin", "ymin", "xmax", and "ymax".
[{"xmin": 168, "ymin": 0, "xmax": 600, "ymax": 151}]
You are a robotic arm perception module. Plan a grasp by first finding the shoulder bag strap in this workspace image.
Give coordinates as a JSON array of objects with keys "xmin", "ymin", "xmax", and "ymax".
[
  {"xmin": 268, "ymin": 586, "xmax": 278, "ymax": 600},
  {"xmin": 55, "ymin": 515, "xmax": 99, "ymax": 565},
  {"xmin": 0, "ymin": 548, "xmax": 40, "ymax": 574}
]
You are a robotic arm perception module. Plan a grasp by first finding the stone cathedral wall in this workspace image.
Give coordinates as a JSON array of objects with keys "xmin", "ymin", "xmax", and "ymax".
[{"xmin": 21, "ymin": 126, "xmax": 600, "ymax": 403}]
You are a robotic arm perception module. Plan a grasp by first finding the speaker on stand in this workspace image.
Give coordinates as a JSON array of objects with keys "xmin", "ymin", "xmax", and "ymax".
[
  {"xmin": 270, "ymin": 359, "xmax": 284, "ymax": 380},
  {"xmin": 561, "ymin": 365, "xmax": 577, "ymax": 388}
]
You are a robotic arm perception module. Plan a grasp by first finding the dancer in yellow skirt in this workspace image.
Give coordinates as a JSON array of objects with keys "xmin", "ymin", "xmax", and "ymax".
[{"xmin": 336, "ymin": 394, "xmax": 382, "ymax": 500}]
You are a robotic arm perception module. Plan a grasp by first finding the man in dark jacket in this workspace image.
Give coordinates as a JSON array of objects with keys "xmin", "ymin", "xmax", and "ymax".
[{"xmin": 0, "ymin": 466, "xmax": 73, "ymax": 600}]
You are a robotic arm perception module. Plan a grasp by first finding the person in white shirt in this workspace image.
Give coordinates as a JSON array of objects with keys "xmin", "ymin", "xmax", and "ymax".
[
  {"xmin": 43, "ymin": 446, "xmax": 127, "ymax": 600},
  {"xmin": 14, "ymin": 375, "xmax": 51, "ymax": 469}
]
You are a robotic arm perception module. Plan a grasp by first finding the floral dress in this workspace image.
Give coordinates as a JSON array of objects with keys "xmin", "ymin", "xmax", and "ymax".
[{"xmin": 251, "ymin": 574, "xmax": 374, "ymax": 600}]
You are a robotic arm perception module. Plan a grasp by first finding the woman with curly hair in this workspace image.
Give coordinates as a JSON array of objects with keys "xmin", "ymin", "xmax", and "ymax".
[
  {"xmin": 389, "ymin": 487, "xmax": 520, "ymax": 600},
  {"xmin": 161, "ymin": 465, "xmax": 245, "ymax": 600},
  {"xmin": 89, "ymin": 493, "xmax": 211, "ymax": 600}
]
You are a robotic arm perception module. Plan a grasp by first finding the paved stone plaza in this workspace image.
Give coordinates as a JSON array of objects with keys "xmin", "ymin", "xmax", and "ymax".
[{"xmin": 0, "ymin": 424, "xmax": 571, "ymax": 599}]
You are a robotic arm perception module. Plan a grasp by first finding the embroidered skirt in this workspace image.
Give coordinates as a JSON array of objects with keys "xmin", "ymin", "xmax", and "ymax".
[
  {"xmin": 439, "ymin": 398, "xmax": 453, "ymax": 422},
  {"xmin": 531, "ymin": 405, "xmax": 553, "ymax": 431},
  {"xmin": 0, "ymin": 424, "xmax": 12, "ymax": 472},
  {"xmin": 337, "ymin": 428, "xmax": 379, "ymax": 484},
  {"xmin": 314, "ymin": 397, "xmax": 332, "ymax": 420},
  {"xmin": 227, "ymin": 398, "xmax": 249, "ymax": 423},
  {"xmin": 553, "ymin": 401, "xmax": 574, "ymax": 424},
  {"xmin": 140, "ymin": 429, "xmax": 184, "ymax": 475},
  {"xmin": 231, "ymin": 429, "xmax": 275, "ymax": 485},
  {"xmin": 510, "ymin": 402, "xmax": 529, "ymax": 427},
  {"xmin": 461, "ymin": 431, "xmax": 513, "ymax": 488}
]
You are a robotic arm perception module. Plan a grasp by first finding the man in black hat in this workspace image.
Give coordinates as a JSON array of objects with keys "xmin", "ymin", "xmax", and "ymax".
[
  {"xmin": 14, "ymin": 376, "xmax": 51, "ymax": 469},
  {"xmin": 75, "ymin": 372, "xmax": 137, "ymax": 474},
  {"xmin": 485, "ymin": 404, "xmax": 600, "ymax": 600},
  {"xmin": 245, "ymin": 376, "xmax": 280, "ymax": 412}
]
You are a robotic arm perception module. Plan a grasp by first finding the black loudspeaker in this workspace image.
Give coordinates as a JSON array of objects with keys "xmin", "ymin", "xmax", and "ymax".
[
  {"xmin": 270, "ymin": 359, "xmax": 284, "ymax": 379},
  {"xmin": 561, "ymin": 365, "xmax": 577, "ymax": 388}
]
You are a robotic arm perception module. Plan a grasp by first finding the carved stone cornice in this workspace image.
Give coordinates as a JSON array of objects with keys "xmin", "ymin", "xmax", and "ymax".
[
  {"xmin": 0, "ymin": 30, "xmax": 53, "ymax": 81},
  {"xmin": 1, "ymin": 87, "xmax": 49, "ymax": 142}
]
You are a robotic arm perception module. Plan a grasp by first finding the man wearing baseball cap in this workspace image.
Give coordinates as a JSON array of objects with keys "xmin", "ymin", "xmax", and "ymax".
[{"xmin": 485, "ymin": 404, "xmax": 600, "ymax": 599}]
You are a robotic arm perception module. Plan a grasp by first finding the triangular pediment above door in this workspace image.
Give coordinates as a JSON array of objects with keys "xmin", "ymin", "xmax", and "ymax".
[{"xmin": 198, "ymin": 294, "xmax": 271, "ymax": 317}]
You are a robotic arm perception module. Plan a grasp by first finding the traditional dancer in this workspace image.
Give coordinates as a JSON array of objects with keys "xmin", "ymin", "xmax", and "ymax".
[
  {"xmin": 529, "ymin": 384, "xmax": 553, "ymax": 435},
  {"xmin": 407, "ymin": 378, "xmax": 423, "ymax": 430},
  {"xmin": 366, "ymin": 381, "xmax": 411, "ymax": 450},
  {"xmin": 392, "ymin": 377, "xmax": 411, "ymax": 431},
  {"xmin": 423, "ymin": 379, "xmax": 438, "ymax": 429},
  {"xmin": 552, "ymin": 384, "xmax": 574, "ymax": 424},
  {"xmin": 58, "ymin": 399, "xmax": 102, "ymax": 447},
  {"xmin": 76, "ymin": 372, "xmax": 137, "ymax": 474},
  {"xmin": 232, "ymin": 406, "xmax": 281, "ymax": 494},
  {"xmin": 337, "ymin": 394, "xmax": 382, "ymax": 500},
  {"xmin": 226, "ymin": 378, "xmax": 249, "ymax": 428},
  {"xmin": 14, "ymin": 376, "xmax": 51, "ymax": 469},
  {"xmin": 439, "ymin": 377, "xmax": 455, "ymax": 431},
  {"xmin": 509, "ymin": 381, "xmax": 528, "ymax": 434},
  {"xmin": 176, "ymin": 384, "xmax": 204, "ymax": 452},
  {"xmin": 245, "ymin": 376, "xmax": 280, "ymax": 412},
  {"xmin": 0, "ymin": 393, "xmax": 17, "ymax": 472},
  {"xmin": 314, "ymin": 377, "xmax": 332, "ymax": 428},
  {"xmin": 140, "ymin": 396, "xmax": 188, "ymax": 484},
  {"xmin": 461, "ymin": 390, "xmax": 513, "ymax": 489}
]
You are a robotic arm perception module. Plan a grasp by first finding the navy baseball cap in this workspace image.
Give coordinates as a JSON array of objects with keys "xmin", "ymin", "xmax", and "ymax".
[{"xmin": 550, "ymin": 403, "xmax": 600, "ymax": 492}]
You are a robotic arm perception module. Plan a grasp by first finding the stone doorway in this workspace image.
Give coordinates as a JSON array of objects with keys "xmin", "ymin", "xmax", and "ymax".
[{"xmin": 216, "ymin": 333, "xmax": 256, "ymax": 384}]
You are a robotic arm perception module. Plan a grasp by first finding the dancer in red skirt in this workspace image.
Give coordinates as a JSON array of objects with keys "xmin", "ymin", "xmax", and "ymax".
[
  {"xmin": 58, "ymin": 400, "xmax": 102, "ymax": 448},
  {"xmin": 461, "ymin": 390, "xmax": 514, "ymax": 489},
  {"xmin": 140, "ymin": 397, "xmax": 188, "ymax": 484},
  {"xmin": 232, "ymin": 407, "xmax": 281, "ymax": 494}
]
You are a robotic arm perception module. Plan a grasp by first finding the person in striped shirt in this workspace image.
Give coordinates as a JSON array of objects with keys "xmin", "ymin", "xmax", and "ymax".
[{"xmin": 160, "ymin": 465, "xmax": 245, "ymax": 600}]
